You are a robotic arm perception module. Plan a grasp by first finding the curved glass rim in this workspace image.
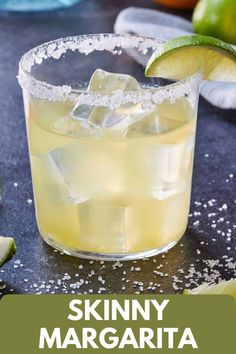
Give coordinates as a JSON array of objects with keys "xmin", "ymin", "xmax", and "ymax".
[{"xmin": 18, "ymin": 33, "xmax": 201, "ymax": 106}]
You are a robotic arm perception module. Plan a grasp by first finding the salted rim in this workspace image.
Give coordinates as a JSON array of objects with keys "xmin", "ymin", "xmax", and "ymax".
[{"xmin": 18, "ymin": 33, "xmax": 201, "ymax": 106}]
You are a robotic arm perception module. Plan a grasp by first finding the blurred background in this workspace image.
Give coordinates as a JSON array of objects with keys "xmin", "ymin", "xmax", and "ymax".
[{"xmin": 0, "ymin": 0, "xmax": 235, "ymax": 296}]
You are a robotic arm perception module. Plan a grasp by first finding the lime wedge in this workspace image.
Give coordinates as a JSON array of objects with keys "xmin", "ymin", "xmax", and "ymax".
[
  {"xmin": 184, "ymin": 279, "xmax": 236, "ymax": 299},
  {"xmin": 145, "ymin": 35, "xmax": 236, "ymax": 82},
  {"xmin": 0, "ymin": 236, "xmax": 16, "ymax": 267}
]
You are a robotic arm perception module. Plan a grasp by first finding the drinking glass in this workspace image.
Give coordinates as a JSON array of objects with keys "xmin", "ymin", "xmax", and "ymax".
[{"xmin": 18, "ymin": 34, "xmax": 200, "ymax": 260}]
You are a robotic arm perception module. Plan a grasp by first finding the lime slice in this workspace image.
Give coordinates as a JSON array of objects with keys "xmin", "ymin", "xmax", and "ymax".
[
  {"xmin": 0, "ymin": 236, "xmax": 16, "ymax": 267},
  {"xmin": 184, "ymin": 279, "xmax": 236, "ymax": 299},
  {"xmin": 145, "ymin": 35, "xmax": 236, "ymax": 82}
]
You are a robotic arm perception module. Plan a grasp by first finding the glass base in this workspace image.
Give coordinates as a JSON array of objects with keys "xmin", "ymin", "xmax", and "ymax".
[{"xmin": 41, "ymin": 233, "xmax": 179, "ymax": 261}]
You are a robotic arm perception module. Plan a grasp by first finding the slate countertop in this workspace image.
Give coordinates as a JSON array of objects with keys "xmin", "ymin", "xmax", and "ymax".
[{"xmin": 0, "ymin": 0, "xmax": 235, "ymax": 296}]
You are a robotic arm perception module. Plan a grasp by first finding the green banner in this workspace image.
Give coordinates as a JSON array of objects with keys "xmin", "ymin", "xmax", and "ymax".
[{"xmin": 0, "ymin": 295, "xmax": 235, "ymax": 353}]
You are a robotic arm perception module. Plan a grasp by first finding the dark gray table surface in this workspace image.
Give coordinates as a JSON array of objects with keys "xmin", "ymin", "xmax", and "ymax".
[{"xmin": 0, "ymin": 0, "xmax": 235, "ymax": 296}]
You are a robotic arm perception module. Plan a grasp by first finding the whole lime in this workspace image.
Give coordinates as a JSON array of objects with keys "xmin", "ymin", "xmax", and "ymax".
[{"xmin": 192, "ymin": 0, "xmax": 236, "ymax": 44}]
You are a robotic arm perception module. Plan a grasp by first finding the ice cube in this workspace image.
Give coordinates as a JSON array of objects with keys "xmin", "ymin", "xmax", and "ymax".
[
  {"xmin": 72, "ymin": 104, "xmax": 93, "ymax": 120},
  {"xmin": 40, "ymin": 139, "xmax": 127, "ymax": 204},
  {"xmin": 48, "ymin": 141, "xmax": 96, "ymax": 204},
  {"xmin": 126, "ymin": 112, "xmax": 182, "ymax": 138},
  {"xmin": 126, "ymin": 98, "xmax": 190, "ymax": 138},
  {"xmin": 88, "ymin": 69, "xmax": 141, "ymax": 92},
  {"xmin": 155, "ymin": 144, "xmax": 186, "ymax": 184},
  {"xmin": 78, "ymin": 200, "xmax": 130, "ymax": 253},
  {"xmin": 31, "ymin": 153, "xmax": 74, "ymax": 204},
  {"xmin": 72, "ymin": 69, "xmax": 142, "ymax": 136},
  {"xmin": 149, "ymin": 139, "xmax": 194, "ymax": 199},
  {"xmin": 124, "ymin": 105, "xmax": 160, "ymax": 138},
  {"xmin": 101, "ymin": 103, "xmax": 147, "ymax": 139},
  {"xmin": 52, "ymin": 115, "xmax": 104, "ymax": 139}
]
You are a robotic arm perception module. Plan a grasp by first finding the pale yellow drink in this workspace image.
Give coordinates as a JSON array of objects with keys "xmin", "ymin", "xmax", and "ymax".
[{"xmin": 25, "ymin": 91, "xmax": 196, "ymax": 256}]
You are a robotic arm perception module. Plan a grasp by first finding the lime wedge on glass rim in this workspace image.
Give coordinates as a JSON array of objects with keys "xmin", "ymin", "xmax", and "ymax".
[
  {"xmin": 184, "ymin": 279, "xmax": 236, "ymax": 299},
  {"xmin": 145, "ymin": 35, "xmax": 236, "ymax": 82},
  {"xmin": 0, "ymin": 236, "xmax": 16, "ymax": 267}
]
